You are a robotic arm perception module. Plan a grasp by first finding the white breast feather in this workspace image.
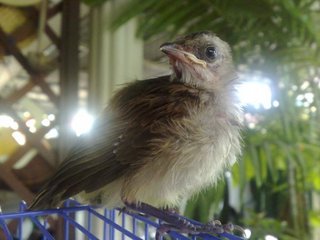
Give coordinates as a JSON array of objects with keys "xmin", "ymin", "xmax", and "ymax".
[{"xmin": 79, "ymin": 88, "xmax": 242, "ymax": 209}]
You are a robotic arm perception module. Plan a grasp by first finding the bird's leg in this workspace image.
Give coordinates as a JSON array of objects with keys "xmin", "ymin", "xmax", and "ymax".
[
  {"xmin": 124, "ymin": 201, "xmax": 199, "ymax": 238},
  {"xmin": 118, "ymin": 206, "xmax": 149, "ymax": 218},
  {"xmin": 123, "ymin": 201, "xmax": 238, "ymax": 238}
]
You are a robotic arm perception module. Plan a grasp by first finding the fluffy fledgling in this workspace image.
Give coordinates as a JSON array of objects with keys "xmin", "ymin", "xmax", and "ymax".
[{"xmin": 29, "ymin": 31, "xmax": 242, "ymax": 211}]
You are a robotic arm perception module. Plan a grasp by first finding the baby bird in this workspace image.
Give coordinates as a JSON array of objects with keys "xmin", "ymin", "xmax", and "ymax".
[{"xmin": 29, "ymin": 32, "xmax": 242, "ymax": 229}]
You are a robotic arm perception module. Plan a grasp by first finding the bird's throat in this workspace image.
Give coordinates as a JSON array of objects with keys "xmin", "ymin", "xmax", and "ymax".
[{"xmin": 170, "ymin": 59, "xmax": 182, "ymax": 79}]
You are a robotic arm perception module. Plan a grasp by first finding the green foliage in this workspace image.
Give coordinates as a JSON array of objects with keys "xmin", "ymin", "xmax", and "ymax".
[
  {"xmin": 110, "ymin": 0, "xmax": 320, "ymax": 68},
  {"xmin": 309, "ymin": 211, "xmax": 320, "ymax": 228},
  {"xmin": 243, "ymin": 211, "xmax": 297, "ymax": 240},
  {"xmin": 184, "ymin": 180, "xmax": 226, "ymax": 222}
]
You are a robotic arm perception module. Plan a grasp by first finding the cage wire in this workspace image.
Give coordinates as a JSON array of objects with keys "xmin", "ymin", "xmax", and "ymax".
[{"xmin": 0, "ymin": 199, "xmax": 244, "ymax": 240}]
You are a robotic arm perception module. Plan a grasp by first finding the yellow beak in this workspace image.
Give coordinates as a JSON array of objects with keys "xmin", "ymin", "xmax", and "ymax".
[{"xmin": 160, "ymin": 44, "xmax": 207, "ymax": 68}]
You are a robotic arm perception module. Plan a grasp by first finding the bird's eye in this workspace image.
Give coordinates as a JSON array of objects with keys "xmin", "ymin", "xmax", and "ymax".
[{"xmin": 205, "ymin": 47, "xmax": 217, "ymax": 60}]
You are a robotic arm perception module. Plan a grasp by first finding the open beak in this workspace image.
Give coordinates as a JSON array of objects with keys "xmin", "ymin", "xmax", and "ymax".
[{"xmin": 160, "ymin": 43, "xmax": 207, "ymax": 68}]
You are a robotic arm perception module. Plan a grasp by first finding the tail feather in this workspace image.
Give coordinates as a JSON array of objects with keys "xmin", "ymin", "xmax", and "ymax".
[{"xmin": 28, "ymin": 187, "xmax": 63, "ymax": 210}]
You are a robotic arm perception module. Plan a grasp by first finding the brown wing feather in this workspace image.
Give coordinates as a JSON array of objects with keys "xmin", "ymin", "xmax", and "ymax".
[{"xmin": 28, "ymin": 114, "xmax": 128, "ymax": 210}]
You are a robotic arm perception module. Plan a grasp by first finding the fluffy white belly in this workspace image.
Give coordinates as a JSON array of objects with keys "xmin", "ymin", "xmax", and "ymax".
[
  {"xmin": 79, "ymin": 118, "xmax": 241, "ymax": 209},
  {"xmin": 125, "ymin": 119, "xmax": 241, "ymax": 207}
]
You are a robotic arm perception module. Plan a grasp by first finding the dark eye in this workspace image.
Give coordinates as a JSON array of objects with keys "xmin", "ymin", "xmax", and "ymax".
[{"xmin": 205, "ymin": 47, "xmax": 217, "ymax": 60}]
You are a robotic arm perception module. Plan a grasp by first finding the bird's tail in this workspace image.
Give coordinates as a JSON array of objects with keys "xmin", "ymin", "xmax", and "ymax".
[{"xmin": 28, "ymin": 187, "xmax": 62, "ymax": 211}]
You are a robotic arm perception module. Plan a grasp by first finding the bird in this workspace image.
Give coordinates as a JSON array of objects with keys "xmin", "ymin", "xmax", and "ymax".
[{"xmin": 29, "ymin": 31, "xmax": 243, "ymax": 232}]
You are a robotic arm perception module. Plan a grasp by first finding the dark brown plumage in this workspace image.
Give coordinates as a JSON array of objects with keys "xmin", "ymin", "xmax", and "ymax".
[{"xmin": 29, "ymin": 31, "xmax": 242, "ymax": 211}]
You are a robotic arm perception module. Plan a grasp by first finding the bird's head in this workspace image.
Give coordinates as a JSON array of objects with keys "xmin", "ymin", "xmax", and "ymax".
[{"xmin": 160, "ymin": 31, "xmax": 236, "ymax": 90}]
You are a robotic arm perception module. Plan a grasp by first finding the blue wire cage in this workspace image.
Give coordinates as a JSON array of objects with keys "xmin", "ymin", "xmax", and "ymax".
[{"xmin": 0, "ymin": 199, "xmax": 244, "ymax": 240}]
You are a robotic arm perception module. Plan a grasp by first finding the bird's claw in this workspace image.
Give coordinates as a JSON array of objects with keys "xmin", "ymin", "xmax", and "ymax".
[
  {"xmin": 156, "ymin": 218, "xmax": 245, "ymax": 239},
  {"xmin": 204, "ymin": 221, "xmax": 246, "ymax": 238},
  {"xmin": 118, "ymin": 206, "xmax": 129, "ymax": 216},
  {"xmin": 155, "ymin": 222, "xmax": 198, "ymax": 240},
  {"xmin": 177, "ymin": 217, "xmax": 199, "ymax": 233}
]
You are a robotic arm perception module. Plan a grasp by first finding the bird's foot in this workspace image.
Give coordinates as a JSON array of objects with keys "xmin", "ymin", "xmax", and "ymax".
[
  {"xmin": 201, "ymin": 220, "xmax": 236, "ymax": 234},
  {"xmin": 123, "ymin": 201, "xmax": 243, "ymax": 239},
  {"xmin": 200, "ymin": 220, "xmax": 246, "ymax": 238},
  {"xmin": 155, "ymin": 220, "xmax": 245, "ymax": 239}
]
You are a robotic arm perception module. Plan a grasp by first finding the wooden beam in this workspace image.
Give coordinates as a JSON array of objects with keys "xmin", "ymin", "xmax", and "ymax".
[
  {"xmin": 45, "ymin": 24, "xmax": 60, "ymax": 49},
  {"xmin": 0, "ymin": 28, "xmax": 36, "ymax": 75},
  {"xmin": 47, "ymin": 2, "xmax": 63, "ymax": 19},
  {"xmin": 25, "ymin": 6, "xmax": 61, "ymax": 51},
  {"xmin": 3, "ymin": 145, "xmax": 30, "ymax": 169},
  {"xmin": 0, "ymin": 27, "xmax": 59, "ymax": 106},
  {"xmin": 0, "ymin": 166, "xmax": 34, "ymax": 204},
  {"xmin": 11, "ymin": 20, "xmax": 37, "ymax": 43},
  {"xmin": 33, "ymin": 74, "xmax": 59, "ymax": 106},
  {"xmin": 5, "ymin": 81, "xmax": 36, "ymax": 104},
  {"xmin": 3, "ymin": 121, "xmax": 56, "ymax": 169},
  {"xmin": 59, "ymin": 0, "xmax": 80, "ymax": 160}
]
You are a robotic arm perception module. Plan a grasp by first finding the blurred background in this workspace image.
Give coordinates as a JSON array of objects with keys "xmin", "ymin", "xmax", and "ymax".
[{"xmin": 0, "ymin": 0, "xmax": 319, "ymax": 239}]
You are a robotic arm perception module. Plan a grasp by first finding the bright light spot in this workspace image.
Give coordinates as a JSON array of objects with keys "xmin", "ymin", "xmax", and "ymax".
[
  {"xmin": 244, "ymin": 113, "xmax": 258, "ymax": 124},
  {"xmin": 225, "ymin": 171, "xmax": 232, "ymax": 178},
  {"xmin": 296, "ymin": 96, "xmax": 303, "ymax": 107},
  {"xmin": 11, "ymin": 122, "xmax": 19, "ymax": 130},
  {"xmin": 23, "ymin": 112, "xmax": 31, "ymax": 118},
  {"xmin": 12, "ymin": 131, "xmax": 26, "ymax": 145},
  {"xmin": 311, "ymin": 106, "xmax": 317, "ymax": 112},
  {"xmin": 248, "ymin": 122, "xmax": 256, "ymax": 129},
  {"xmin": 149, "ymin": 229, "xmax": 157, "ymax": 239},
  {"xmin": 265, "ymin": 235, "xmax": 278, "ymax": 240},
  {"xmin": 272, "ymin": 100, "xmax": 279, "ymax": 107},
  {"xmin": 296, "ymin": 93, "xmax": 314, "ymax": 107},
  {"xmin": 41, "ymin": 119, "xmax": 50, "ymax": 127},
  {"xmin": 0, "ymin": 115, "xmax": 18, "ymax": 130},
  {"xmin": 296, "ymin": 94, "xmax": 304, "ymax": 101},
  {"xmin": 300, "ymin": 81, "xmax": 309, "ymax": 90},
  {"xmin": 48, "ymin": 114, "xmax": 55, "ymax": 121},
  {"xmin": 303, "ymin": 102, "xmax": 310, "ymax": 107},
  {"xmin": 71, "ymin": 110, "xmax": 94, "ymax": 136},
  {"xmin": 26, "ymin": 119, "xmax": 36, "ymax": 128},
  {"xmin": 45, "ymin": 128, "xmax": 59, "ymax": 139},
  {"xmin": 25, "ymin": 118, "xmax": 37, "ymax": 132},
  {"xmin": 244, "ymin": 229, "xmax": 252, "ymax": 238},
  {"xmin": 27, "ymin": 126, "xmax": 36, "ymax": 133},
  {"xmin": 0, "ymin": 115, "xmax": 14, "ymax": 128},
  {"xmin": 238, "ymin": 80, "xmax": 272, "ymax": 109},
  {"xmin": 304, "ymin": 92, "xmax": 314, "ymax": 103}
]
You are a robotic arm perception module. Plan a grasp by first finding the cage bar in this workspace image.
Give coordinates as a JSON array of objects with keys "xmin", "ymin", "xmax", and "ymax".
[{"xmin": 0, "ymin": 200, "xmax": 244, "ymax": 240}]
